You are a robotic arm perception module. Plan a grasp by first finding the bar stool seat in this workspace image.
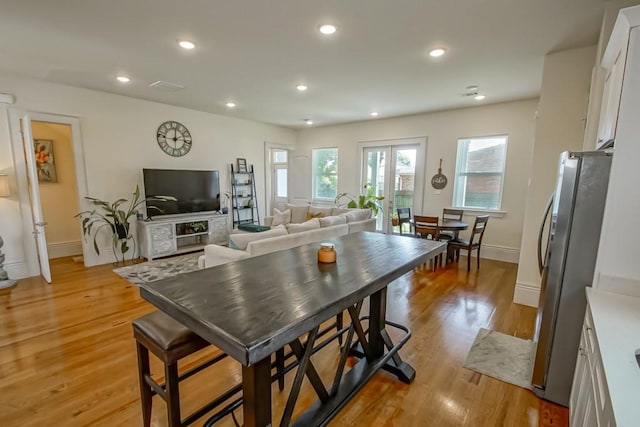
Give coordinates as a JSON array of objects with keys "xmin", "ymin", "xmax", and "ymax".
[
  {"xmin": 133, "ymin": 311, "xmax": 209, "ymax": 362},
  {"xmin": 133, "ymin": 311, "xmax": 225, "ymax": 427}
]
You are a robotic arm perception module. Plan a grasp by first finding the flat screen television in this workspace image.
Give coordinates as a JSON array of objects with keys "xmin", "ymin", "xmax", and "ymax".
[{"xmin": 143, "ymin": 169, "xmax": 220, "ymax": 218}]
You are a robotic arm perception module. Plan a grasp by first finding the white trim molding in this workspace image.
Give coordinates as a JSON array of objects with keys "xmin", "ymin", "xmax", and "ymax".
[
  {"xmin": 4, "ymin": 260, "xmax": 30, "ymax": 280},
  {"xmin": 47, "ymin": 240, "xmax": 83, "ymax": 259},
  {"xmin": 479, "ymin": 244, "xmax": 519, "ymax": 264},
  {"xmin": 514, "ymin": 281, "xmax": 540, "ymax": 307}
]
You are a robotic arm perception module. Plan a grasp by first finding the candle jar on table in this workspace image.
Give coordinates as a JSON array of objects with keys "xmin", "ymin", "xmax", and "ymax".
[{"xmin": 317, "ymin": 243, "xmax": 337, "ymax": 263}]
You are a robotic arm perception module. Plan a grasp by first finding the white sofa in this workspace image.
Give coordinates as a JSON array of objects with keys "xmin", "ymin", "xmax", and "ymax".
[{"xmin": 197, "ymin": 204, "xmax": 376, "ymax": 269}]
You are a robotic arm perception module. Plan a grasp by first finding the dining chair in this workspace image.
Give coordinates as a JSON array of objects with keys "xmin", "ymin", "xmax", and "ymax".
[
  {"xmin": 414, "ymin": 215, "xmax": 445, "ymax": 270},
  {"xmin": 397, "ymin": 207, "xmax": 413, "ymax": 235},
  {"xmin": 447, "ymin": 215, "xmax": 489, "ymax": 271},
  {"xmin": 441, "ymin": 208, "xmax": 464, "ymax": 240}
]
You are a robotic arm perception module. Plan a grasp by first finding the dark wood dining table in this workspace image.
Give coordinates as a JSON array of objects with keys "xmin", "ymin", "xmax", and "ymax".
[
  {"xmin": 439, "ymin": 219, "xmax": 468, "ymax": 233},
  {"xmin": 138, "ymin": 232, "xmax": 446, "ymax": 427}
]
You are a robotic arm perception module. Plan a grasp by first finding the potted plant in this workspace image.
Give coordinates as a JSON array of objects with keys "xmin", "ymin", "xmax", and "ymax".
[
  {"xmin": 334, "ymin": 183, "xmax": 385, "ymax": 216},
  {"xmin": 390, "ymin": 212, "xmax": 399, "ymax": 226},
  {"xmin": 75, "ymin": 185, "xmax": 176, "ymax": 264}
]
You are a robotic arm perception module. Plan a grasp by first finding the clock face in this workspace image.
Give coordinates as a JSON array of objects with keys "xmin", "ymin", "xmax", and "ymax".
[{"xmin": 156, "ymin": 121, "xmax": 192, "ymax": 157}]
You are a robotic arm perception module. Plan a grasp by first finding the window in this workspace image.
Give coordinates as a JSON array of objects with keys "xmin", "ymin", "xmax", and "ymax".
[
  {"xmin": 453, "ymin": 135, "xmax": 507, "ymax": 210},
  {"xmin": 272, "ymin": 149, "xmax": 288, "ymax": 199},
  {"xmin": 312, "ymin": 148, "xmax": 338, "ymax": 199}
]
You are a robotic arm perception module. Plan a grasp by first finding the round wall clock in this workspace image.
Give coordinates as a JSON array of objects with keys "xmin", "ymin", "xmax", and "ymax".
[{"xmin": 156, "ymin": 121, "xmax": 192, "ymax": 157}]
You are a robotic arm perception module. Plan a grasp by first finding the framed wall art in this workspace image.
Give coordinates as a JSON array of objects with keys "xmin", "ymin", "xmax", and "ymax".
[
  {"xmin": 34, "ymin": 139, "xmax": 57, "ymax": 183},
  {"xmin": 236, "ymin": 158, "xmax": 248, "ymax": 172}
]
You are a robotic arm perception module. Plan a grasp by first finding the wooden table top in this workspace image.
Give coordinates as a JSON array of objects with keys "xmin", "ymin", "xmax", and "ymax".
[
  {"xmin": 440, "ymin": 219, "xmax": 468, "ymax": 231},
  {"xmin": 139, "ymin": 232, "xmax": 446, "ymax": 366}
]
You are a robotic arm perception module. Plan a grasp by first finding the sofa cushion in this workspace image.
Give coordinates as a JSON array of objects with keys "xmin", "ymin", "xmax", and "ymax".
[
  {"xmin": 344, "ymin": 209, "xmax": 372, "ymax": 222},
  {"xmin": 286, "ymin": 218, "xmax": 320, "ymax": 234},
  {"xmin": 332, "ymin": 207, "xmax": 351, "ymax": 216},
  {"xmin": 319, "ymin": 215, "xmax": 347, "ymax": 227},
  {"xmin": 229, "ymin": 225, "xmax": 288, "ymax": 250},
  {"xmin": 286, "ymin": 203, "xmax": 310, "ymax": 223},
  {"xmin": 272, "ymin": 208, "xmax": 291, "ymax": 226},
  {"xmin": 308, "ymin": 206, "xmax": 334, "ymax": 218}
]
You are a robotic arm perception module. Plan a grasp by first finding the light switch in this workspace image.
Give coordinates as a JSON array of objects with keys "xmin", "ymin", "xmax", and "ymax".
[{"xmin": 435, "ymin": 190, "xmax": 441, "ymax": 195}]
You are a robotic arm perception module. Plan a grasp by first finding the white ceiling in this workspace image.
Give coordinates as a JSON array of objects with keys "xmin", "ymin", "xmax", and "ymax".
[{"xmin": 0, "ymin": 0, "xmax": 606, "ymax": 128}]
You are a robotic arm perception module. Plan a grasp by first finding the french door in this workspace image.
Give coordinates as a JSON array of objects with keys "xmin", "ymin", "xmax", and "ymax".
[{"xmin": 361, "ymin": 138, "xmax": 426, "ymax": 233}]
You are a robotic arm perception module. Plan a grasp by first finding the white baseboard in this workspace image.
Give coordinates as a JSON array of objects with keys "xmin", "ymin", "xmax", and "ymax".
[
  {"xmin": 479, "ymin": 244, "xmax": 520, "ymax": 264},
  {"xmin": 47, "ymin": 240, "xmax": 83, "ymax": 259},
  {"xmin": 3, "ymin": 260, "xmax": 31, "ymax": 280},
  {"xmin": 514, "ymin": 282, "xmax": 540, "ymax": 307}
]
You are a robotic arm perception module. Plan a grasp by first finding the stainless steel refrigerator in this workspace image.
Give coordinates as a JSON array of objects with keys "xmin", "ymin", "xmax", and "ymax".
[{"xmin": 531, "ymin": 150, "xmax": 612, "ymax": 407}]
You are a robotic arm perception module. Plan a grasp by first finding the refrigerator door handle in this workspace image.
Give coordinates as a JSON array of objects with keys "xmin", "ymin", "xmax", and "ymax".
[{"xmin": 538, "ymin": 194, "xmax": 554, "ymax": 274}]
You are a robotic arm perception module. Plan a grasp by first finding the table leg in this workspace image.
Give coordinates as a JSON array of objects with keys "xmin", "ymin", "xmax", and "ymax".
[
  {"xmin": 368, "ymin": 288, "xmax": 416, "ymax": 384},
  {"xmin": 242, "ymin": 356, "xmax": 272, "ymax": 427}
]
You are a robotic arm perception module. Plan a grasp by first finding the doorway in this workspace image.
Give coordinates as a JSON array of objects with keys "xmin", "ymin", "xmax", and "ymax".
[
  {"xmin": 9, "ymin": 111, "xmax": 88, "ymax": 283},
  {"xmin": 264, "ymin": 143, "xmax": 291, "ymax": 215},
  {"xmin": 360, "ymin": 138, "xmax": 427, "ymax": 233}
]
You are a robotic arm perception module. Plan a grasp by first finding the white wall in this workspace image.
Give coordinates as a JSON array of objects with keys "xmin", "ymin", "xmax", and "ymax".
[
  {"xmin": 514, "ymin": 45, "xmax": 597, "ymax": 307},
  {"xmin": 0, "ymin": 73, "xmax": 296, "ymax": 274},
  {"xmin": 293, "ymin": 99, "xmax": 538, "ymax": 263}
]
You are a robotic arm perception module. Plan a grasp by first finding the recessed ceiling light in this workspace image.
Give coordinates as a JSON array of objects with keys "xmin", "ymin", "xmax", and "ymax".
[
  {"xmin": 226, "ymin": 102, "xmax": 236, "ymax": 108},
  {"xmin": 466, "ymin": 85, "xmax": 479, "ymax": 92},
  {"xmin": 319, "ymin": 24, "xmax": 337, "ymax": 35},
  {"xmin": 474, "ymin": 94, "xmax": 486, "ymax": 101},
  {"xmin": 370, "ymin": 112, "xmax": 379, "ymax": 117},
  {"xmin": 305, "ymin": 119, "xmax": 313, "ymax": 125},
  {"xmin": 178, "ymin": 40, "xmax": 196, "ymax": 50},
  {"xmin": 296, "ymin": 84, "xmax": 308, "ymax": 92},
  {"xmin": 429, "ymin": 48, "xmax": 446, "ymax": 57},
  {"xmin": 116, "ymin": 75, "xmax": 130, "ymax": 83}
]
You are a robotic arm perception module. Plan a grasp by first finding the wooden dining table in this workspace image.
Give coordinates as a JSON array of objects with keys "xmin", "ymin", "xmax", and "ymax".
[{"xmin": 138, "ymin": 232, "xmax": 446, "ymax": 426}]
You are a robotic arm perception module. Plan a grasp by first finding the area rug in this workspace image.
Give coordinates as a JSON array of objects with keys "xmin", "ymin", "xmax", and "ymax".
[
  {"xmin": 113, "ymin": 252, "xmax": 202, "ymax": 285},
  {"xmin": 463, "ymin": 328, "xmax": 535, "ymax": 389}
]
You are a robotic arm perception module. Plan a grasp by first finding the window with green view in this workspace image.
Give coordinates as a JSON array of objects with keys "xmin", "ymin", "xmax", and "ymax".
[{"xmin": 312, "ymin": 148, "xmax": 338, "ymax": 199}]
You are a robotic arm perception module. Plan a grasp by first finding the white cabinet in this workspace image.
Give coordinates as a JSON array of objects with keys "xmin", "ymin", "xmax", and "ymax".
[
  {"xmin": 570, "ymin": 306, "xmax": 615, "ymax": 427},
  {"xmin": 596, "ymin": 43, "xmax": 628, "ymax": 149},
  {"xmin": 138, "ymin": 213, "xmax": 228, "ymax": 260}
]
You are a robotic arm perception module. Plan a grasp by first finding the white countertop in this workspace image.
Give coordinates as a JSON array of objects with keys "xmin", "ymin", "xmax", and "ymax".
[{"xmin": 586, "ymin": 287, "xmax": 640, "ymax": 427}]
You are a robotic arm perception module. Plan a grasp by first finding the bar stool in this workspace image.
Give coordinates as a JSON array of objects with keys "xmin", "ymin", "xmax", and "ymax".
[{"xmin": 133, "ymin": 311, "xmax": 228, "ymax": 427}]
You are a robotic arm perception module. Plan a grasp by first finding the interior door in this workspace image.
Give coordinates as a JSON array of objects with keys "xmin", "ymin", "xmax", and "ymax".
[
  {"xmin": 21, "ymin": 114, "xmax": 52, "ymax": 283},
  {"xmin": 362, "ymin": 144, "xmax": 420, "ymax": 233}
]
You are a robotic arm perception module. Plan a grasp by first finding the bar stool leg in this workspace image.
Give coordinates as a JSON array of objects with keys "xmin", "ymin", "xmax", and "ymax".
[
  {"xmin": 276, "ymin": 348, "xmax": 285, "ymax": 391},
  {"xmin": 164, "ymin": 362, "xmax": 181, "ymax": 427},
  {"xmin": 336, "ymin": 312, "xmax": 344, "ymax": 346},
  {"xmin": 136, "ymin": 342, "xmax": 152, "ymax": 427}
]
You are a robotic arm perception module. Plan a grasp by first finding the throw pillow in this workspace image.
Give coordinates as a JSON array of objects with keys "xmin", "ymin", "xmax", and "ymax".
[
  {"xmin": 345, "ymin": 209, "xmax": 372, "ymax": 223},
  {"xmin": 286, "ymin": 203, "xmax": 310, "ymax": 224},
  {"xmin": 331, "ymin": 207, "xmax": 351, "ymax": 216},
  {"xmin": 308, "ymin": 206, "xmax": 334, "ymax": 218},
  {"xmin": 319, "ymin": 215, "xmax": 347, "ymax": 227},
  {"xmin": 229, "ymin": 225, "xmax": 288, "ymax": 250},
  {"xmin": 272, "ymin": 208, "xmax": 291, "ymax": 226},
  {"xmin": 286, "ymin": 218, "xmax": 320, "ymax": 234},
  {"xmin": 305, "ymin": 212, "xmax": 323, "ymax": 221}
]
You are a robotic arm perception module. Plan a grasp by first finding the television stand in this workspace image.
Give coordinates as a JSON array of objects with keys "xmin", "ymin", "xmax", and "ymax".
[{"xmin": 138, "ymin": 212, "xmax": 229, "ymax": 260}]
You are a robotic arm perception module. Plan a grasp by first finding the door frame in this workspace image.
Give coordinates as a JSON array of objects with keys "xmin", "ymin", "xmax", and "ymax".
[
  {"xmin": 358, "ymin": 137, "xmax": 427, "ymax": 233},
  {"xmin": 264, "ymin": 141, "xmax": 294, "ymax": 215},
  {"xmin": 8, "ymin": 109, "xmax": 89, "ymax": 277}
]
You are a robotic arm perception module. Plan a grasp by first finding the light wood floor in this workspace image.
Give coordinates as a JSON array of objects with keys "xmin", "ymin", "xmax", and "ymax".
[{"xmin": 0, "ymin": 256, "xmax": 567, "ymax": 427}]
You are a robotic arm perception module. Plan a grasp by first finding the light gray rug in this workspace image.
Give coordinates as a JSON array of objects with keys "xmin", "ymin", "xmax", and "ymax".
[
  {"xmin": 113, "ymin": 252, "xmax": 202, "ymax": 285},
  {"xmin": 463, "ymin": 328, "xmax": 534, "ymax": 389}
]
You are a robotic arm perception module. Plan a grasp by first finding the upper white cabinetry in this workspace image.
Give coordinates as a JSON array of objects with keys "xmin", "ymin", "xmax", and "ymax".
[{"xmin": 595, "ymin": 6, "xmax": 640, "ymax": 150}]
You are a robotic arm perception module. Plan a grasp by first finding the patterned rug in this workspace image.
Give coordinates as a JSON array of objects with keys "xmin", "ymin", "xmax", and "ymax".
[
  {"xmin": 463, "ymin": 328, "xmax": 535, "ymax": 389},
  {"xmin": 113, "ymin": 252, "xmax": 203, "ymax": 285}
]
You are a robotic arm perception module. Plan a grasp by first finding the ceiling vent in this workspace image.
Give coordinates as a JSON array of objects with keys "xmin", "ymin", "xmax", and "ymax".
[{"xmin": 149, "ymin": 81, "xmax": 185, "ymax": 91}]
